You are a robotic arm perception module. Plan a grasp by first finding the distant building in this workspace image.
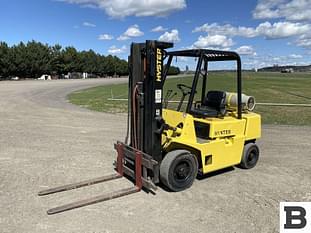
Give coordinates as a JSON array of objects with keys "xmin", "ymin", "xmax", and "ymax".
[
  {"xmin": 258, "ymin": 65, "xmax": 311, "ymax": 72},
  {"xmin": 11, "ymin": 76, "xmax": 19, "ymax": 81},
  {"xmin": 281, "ymin": 68, "xmax": 294, "ymax": 73},
  {"xmin": 38, "ymin": 74, "xmax": 51, "ymax": 80},
  {"xmin": 83, "ymin": 72, "xmax": 88, "ymax": 79}
]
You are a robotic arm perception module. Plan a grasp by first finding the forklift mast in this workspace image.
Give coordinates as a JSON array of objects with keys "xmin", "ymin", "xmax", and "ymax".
[
  {"xmin": 128, "ymin": 40, "xmax": 173, "ymax": 163},
  {"xmin": 39, "ymin": 41, "xmax": 174, "ymax": 214}
]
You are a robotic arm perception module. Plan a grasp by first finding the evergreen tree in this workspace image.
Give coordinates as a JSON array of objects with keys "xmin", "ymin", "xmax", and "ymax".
[
  {"xmin": 0, "ymin": 40, "xmax": 136, "ymax": 79},
  {"xmin": 0, "ymin": 42, "xmax": 11, "ymax": 78}
]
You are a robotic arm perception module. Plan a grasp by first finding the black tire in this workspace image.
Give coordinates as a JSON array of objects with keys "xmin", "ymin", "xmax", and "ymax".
[
  {"xmin": 239, "ymin": 143, "xmax": 259, "ymax": 169},
  {"xmin": 160, "ymin": 150, "xmax": 198, "ymax": 192}
]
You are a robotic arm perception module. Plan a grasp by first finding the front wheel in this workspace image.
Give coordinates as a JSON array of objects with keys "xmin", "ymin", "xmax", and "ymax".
[
  {"xmin": 239, "ymin": 143, "xmax": 259, "ymax": 169},
  {"xmin": 160, "ymin": 150, "xmax": 198, "ymax": 192}
]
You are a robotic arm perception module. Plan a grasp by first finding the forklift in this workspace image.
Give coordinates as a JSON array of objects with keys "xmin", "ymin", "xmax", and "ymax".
[{"xmin": 39, "ymin": 40, "xmax": 261, "ymax": 214}]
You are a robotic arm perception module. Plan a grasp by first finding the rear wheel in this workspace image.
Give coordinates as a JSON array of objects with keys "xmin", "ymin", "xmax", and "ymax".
[
  {"xmin": 160, "ymin": 150, "xmax": 198, "ymax": 192},
  {"xmin": 239, "ymin": 143, "xmax": 259, "ymax": 169}
]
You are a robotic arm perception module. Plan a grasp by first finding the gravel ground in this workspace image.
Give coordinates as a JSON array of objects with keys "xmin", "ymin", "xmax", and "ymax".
[{"xmin": 0, "ymin": 79, "xmax": 310, "ymax": 233}]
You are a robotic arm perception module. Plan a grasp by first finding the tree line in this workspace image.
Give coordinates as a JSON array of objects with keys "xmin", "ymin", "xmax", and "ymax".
[
  {"xmin": 0, "ymin": 40, "xmax": 128, "ymax": 80},
  {"xmin": 0, "ymin": 40, "xmax": 181, "ymax": 80}
]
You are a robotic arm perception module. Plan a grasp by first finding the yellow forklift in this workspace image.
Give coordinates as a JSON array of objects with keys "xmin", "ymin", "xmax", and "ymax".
[{"xmin": 39, "ymin": 40, "xmax": 261, "ymax": 214}]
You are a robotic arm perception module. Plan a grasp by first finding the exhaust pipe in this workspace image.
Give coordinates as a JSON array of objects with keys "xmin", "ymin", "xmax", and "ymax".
[{"xmin": 226, "ymin": 92, "xmax": 256, "ymax": 111}]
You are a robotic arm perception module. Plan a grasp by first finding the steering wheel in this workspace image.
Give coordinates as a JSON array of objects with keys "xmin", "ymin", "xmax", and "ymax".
[
  {"xmin": 176, "ymin": 84, "xmax": 193, "ymax": 95},
  {"xmin": 176, "ymin": 84, "xmax": 196, "ymax": 111}
]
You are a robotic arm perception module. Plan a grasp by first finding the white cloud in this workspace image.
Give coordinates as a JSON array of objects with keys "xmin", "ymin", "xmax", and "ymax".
[
  {"xmin": 274, "ymin": 54, "xmax": 304, "ymax": 61},
  {"xmin": 158, "ymin": 29, "xmax": 180, "ymax": 43},
  {"xmin": 60, "ymin": 0, "xmax": 186, "ymax": 18},
  {"xmin": 108, "ymin": 45, "xmax": 127, "ymax": 54},
  {"xmin": 193, "ymin": 35, "xmax": 234, "ymax": 49},
  {"xmin": 256, "ymin": 21, "xmax": 310, "ymax": 39},
  {"xmin": 124, "ymin": 25, "xmax": 144, "ymax": 37},
  {"xmin": 253, "ymin": 0, "xmax": 285, "ymax": 19},
  {"xmin": 117, "ymin": 35, "xmax": 130, "ymax": 41},
  {"xmin": 295, "ymin": 33, "xmax": 311, "ymax": 48},
  {"xmin": 193, "ymin": 23, "xmax": 257, "ymax": 38},
  {"xmin": 288, "ymin": 54, "xmax": 303, "ymax": 58},
  {"xmin": 236, "ymin": 46, "xmax": 257, "ymax": 56},
  {"xmin": 193, "ymin": 21, "xmax": 311, "ymax": 39},
  {"xmin": 253, "ymin": 0, "xmax": 311, "ymax": 21},
  {"xmin": 117, "ymin": 25, "xmax": 144, "ymax": 40},
  {"xmin": 151, "ymin": 26, "xmax": 168, "ymax": 32},
  {"xmin": 98, "ymin": 34, "xmax": 113, "ymax": 40},
  {"xmin": 244, "ymin": 53, "xmax": 307, "ymax": 69},
  {"xmin": 83, "ymin": 22, "xmax": 96, "ymax": 27},
  {"xmin": 176, "ymin": 56, "xmax": 188, "ymax": 62}
]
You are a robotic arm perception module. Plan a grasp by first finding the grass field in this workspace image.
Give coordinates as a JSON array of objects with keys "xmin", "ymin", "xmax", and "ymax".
[{"xmin": 68, "ymin": 72, "xmax": 311, "ymax": 125}]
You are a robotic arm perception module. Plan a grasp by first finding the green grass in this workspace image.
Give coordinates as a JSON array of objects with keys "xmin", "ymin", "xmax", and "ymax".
[
  {"xmin": 68, "ymin": 72, "xmax": 311, "ymax": 125},
  {"xmin": 69, "ymin": 83, "xmax": 128, "ymax": 113}
]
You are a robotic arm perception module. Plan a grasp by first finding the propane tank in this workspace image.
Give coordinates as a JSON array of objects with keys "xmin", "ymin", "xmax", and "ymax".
[{"xmin": 225, "ymin": 92, "xmax": 256, "ymax": 111}]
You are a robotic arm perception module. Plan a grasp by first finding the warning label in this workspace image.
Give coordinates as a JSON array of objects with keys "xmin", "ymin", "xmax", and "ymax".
[{"xmin": 155, "ymin": 89, "xmax": 162, "ymax": 103}]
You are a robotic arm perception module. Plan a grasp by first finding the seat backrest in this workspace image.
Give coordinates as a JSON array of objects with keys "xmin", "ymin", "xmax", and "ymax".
[{"xmin": 202, "ymin": 90, "xmax": 226, "ymax": 111}]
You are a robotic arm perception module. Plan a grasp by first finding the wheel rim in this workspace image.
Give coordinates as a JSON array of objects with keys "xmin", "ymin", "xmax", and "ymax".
[
  {"xmin": 247, "ymin": 147, "xmax": 258, "ymax": 166},
  {"xmin": 173, "ymin": 161, "xmax": 191, "ymax": 183}
]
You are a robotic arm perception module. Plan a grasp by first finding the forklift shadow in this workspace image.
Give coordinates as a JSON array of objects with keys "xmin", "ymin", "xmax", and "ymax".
[
  {"xmin": 196, "ymin": 166, "xmax": 235, "ymax": 181},
  {"xmin": 157, "ymin": 182, "xmax": 176, "ymax": 192},
  {"xmin": 157, "ymin": 166, "xmax": 236, "ymax": 192}
]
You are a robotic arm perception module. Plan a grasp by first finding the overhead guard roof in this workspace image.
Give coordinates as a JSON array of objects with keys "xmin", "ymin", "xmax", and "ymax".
[{"xmin": 167, "ymin": 49, "xmax": 241, "ymax": 62}]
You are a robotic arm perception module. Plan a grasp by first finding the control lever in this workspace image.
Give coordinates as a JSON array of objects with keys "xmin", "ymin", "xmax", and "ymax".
[
  {"xmin": 176, "ymin": 84, "xmax": 195, "ymax": 111},
  {"xmin": 164, "ymin": 89, "xmax": 177, "ymax": 108},
  {"xmin": 154, "ymin": 117, "xmax": 179, "ymax": 135}
]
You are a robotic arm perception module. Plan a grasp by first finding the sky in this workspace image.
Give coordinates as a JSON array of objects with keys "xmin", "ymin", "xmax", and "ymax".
[{"xmin": 1, "ymin": 0, "xmax": 311, "ymax": 70}]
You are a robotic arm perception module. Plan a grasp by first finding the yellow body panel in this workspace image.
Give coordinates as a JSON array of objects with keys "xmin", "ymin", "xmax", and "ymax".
[
  {"xmin": 243, "ymin": 112, "xmax": 261, "ymax": 141},
  {"xmin": 162, "ymin": 108, "xmax": 261, "ymax": 174}
]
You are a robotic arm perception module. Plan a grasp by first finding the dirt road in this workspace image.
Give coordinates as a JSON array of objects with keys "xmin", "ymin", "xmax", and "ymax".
[{"xmin": 0, "ymin": 79, "xmax": 310, "ymax": 233}]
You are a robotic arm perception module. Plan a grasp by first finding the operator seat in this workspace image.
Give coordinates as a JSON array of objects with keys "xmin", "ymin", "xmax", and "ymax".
[{"xmin": 192, "ymin": 90, "xmax": 227, "ymax": 117}]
